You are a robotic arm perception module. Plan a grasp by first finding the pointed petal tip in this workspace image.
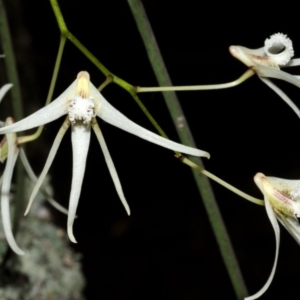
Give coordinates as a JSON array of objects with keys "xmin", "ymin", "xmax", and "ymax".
[
  {"xmin": 6, "ymin": 238, "xmax": 25, "ymax": 255},
  {"xmin": 123, "ymin": 201, "xmax": 131, "ymax": 216},
  {"xmin": 195, "ymin": 150, "xmax": 210, "ymax": 159},
  {"xmin": 68, "ymin": 226, "xmax": 78, "ymax": 243},
  {"xmin": 190, "ymin": 149, "xmax": 210, "ymax": 158},
  {"xmin": 204, "ymin": 151, "xmax": 210, "ymax": 159},
  {"xmin": 254, "ymin": 172, "xmax": 265, "ymax": 181},
  {"xmin": 0, "ymin": 83, "xmax": 13, "ymax": 103},
  {"xmin": 16, "ymin": 249, "xmax": 25, "ymax": 256},
  {"xmin": 9, "ymin": 241, "xmax": 25, "ymax": 256},
  {"xmin": 24, "ymin": 199, "xmax": 34, "ymax": 216},
  {"xmin": 126, "ymin": 207, "xmax": 131, "ymax": 216},
  {"xmin": 229, "ymin": 45, "xmax": 238, "ymax": 57},
  {"xmin": 254, "ymin": 172, "xmax": 266, "ymax": 195}
]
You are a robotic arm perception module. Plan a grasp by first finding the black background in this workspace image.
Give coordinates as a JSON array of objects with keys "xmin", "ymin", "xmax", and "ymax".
[{"xmin": 1, "ymin": 1, "xmax": 300, "ymax": 299}]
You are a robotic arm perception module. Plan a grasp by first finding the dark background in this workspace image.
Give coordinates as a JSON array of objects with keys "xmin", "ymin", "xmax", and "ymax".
[{"xmin": 1, "ymin": 1, "xmax": 300, "ymax": 299}]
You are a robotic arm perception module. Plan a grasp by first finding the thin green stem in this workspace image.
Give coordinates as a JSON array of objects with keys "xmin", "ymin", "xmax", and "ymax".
[
  {"xmin": 180, "ymin": 155, "xmax": 264, "ymax": 206},
  {"xmin": 49, "ymin": 0, "xmax": 168, "ymax": 140},
  {"xmin": 50, "ymin": 0, "xmax": 68, "ymax": 35},
  {"xmin": 98, "ymin": 75, "xmax": 113, "ymax": 92},
  {"xmin": 18, "ymin": 36, "xmax": 66, "ymax": 145},
  {"xmin": 136, "ymin": 69, "xmax": 255, "ymax": 93},
  {"xmin": 0, "ymin": 0, "xmax": 23, "ymax": 122},
  {"xmin": 128, "ymin": 90, "xmax": 169, "ymax": 139},
  {"xmin": 127, "ymin": 0, "xmax": 248, "ymax": 299},
  {"xmin": 45, "ymin": 36, "xmax": 66, "ymax": 106},
  {"xmin": 50, "ymin": 0, "xmax": 109, "ymax": 75},
  {"xmin": 0, "ymin": 0, "xmax": 24, "ymax": 252}
]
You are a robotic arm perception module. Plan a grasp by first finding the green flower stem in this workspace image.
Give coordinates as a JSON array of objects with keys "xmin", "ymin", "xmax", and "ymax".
[
  {"xmin": 136, "ymin": 69, "xmax": 255, "ymax": 93},
  {"xmin": 18, "ymin": 36, "xmax": 66, "ymax": 145},
  {"xmin": 98, "ymin": 76, "xmax": 113, "ymax": 92},
  {"xmin": 49, "ymin": 0, "xmax": 169, "ymax": 139},
  {"xmin": 0, "ymin": 0, "xmax": 23, "ymax": 122},
  {"xmin": 127, "ymin": 0, "xmax": 248, "ymax": 299},
  {"xmin": 180, "ymin": 155, "xmax": 264, "ymax": 206},
  {"xmin": 0, "ymin": 0, "xmax": 24, "ymax": 244},
  {"xmin": 45, "ymin": 36, "xmax": 66, "ymax": 106}
]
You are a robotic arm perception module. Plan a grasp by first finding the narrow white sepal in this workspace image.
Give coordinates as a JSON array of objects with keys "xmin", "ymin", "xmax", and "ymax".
[
  {"xmin": 92, "ymin": 120, "xmax": 130, "ymax": 215},
  {"xmin": 19, "ymin": 148, "xmax": 69, "ymax": 215},
  {"xmin": 68, "ymin": 123, "xmax": 91, "ymax": 243},
  {"xmin": 285, "ymin": 58, "xmax": 300, "ymax": 67},
  {"xmin": 255, "ymin": 67, "xmax": 300, "ymax": 89},
  {"xmin": 245, "ymin": 197, "xmax": 280, "ymax": 300},
  {"xmin": 259, "ymin": 77, "xmax": 300, "ymax": 118},
  {"xmin": 92, "ymin": 86, "xmax": 210, "ymax": 158},
  {"xmin": 1, "ymin": 133, "xmax": 25, "ymax": 255},
  {"xmin": 0, "ymin": 83, "xmax": 13, "ymax": 103},
  {"xmin": 25, "ymin": 118, "xmax": 70, "ymax": 215},
  {"xmin": 276, "ymin": 214, "xmax": 300, "ymax": 245},
  {"xmin": 0, "ymin": 81, "xmax": 77, "ymax": 135}
]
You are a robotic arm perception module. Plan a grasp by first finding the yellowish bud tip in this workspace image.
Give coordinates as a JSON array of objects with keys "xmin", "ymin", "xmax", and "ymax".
[
  {"xmin": 229, "ymin": 45, "xmax": 239, "ymax": 58},
  {"xmin": 76, "ymin": 71, "xmax": 90, "ymax": 98},
  {"xmin": 254, "ymin": 172, "xmax": 300, "ymax": 218},
  {"xmin": 5, "ymin": 117, "xmax": 15, "ymax": 125},
  {"xmin": 254, "ymin": 172, "xmax": 266, "ymax": 192}
]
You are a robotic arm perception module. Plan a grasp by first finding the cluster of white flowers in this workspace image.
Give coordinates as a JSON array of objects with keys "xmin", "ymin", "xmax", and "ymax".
[
  {"xmin": 2, "ymin": 32, "xmax": 300, "ymax": 300},
  {"xmin": 230, "ymin": 33, "xmax": 300, "ymax": 300}
]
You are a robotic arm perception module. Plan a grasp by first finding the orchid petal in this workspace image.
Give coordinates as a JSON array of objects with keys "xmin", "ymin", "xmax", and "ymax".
[
  {"xmin": 245, "ymin": 196, "xmax": 280, "ymax": 300},
  {"xmin": 0, "ymin": 83, "xmax": 12, "ymax": 103},
  {"xmin": 254, "ymin": 66, "xmax": 300, "ymax": 89},
  {"xmin": 25, "ymin": 118, "xmax": 70, "ymax": 216},
  {"xmin": 276, "ymin": 214, "xmax": 300, "ymax": 245},
  {"xmin": 1, "ymin": 131, "xmax": 25, "ymax": 255},
  {"xmin": 91, "ymin": 86, "xmax": 210, "ymax": 158},
  {"xmin": 19, "ymin": 148, "xmax": 69, "ymax": 215},
  {"xmin": 286, "ymin": 58, "xmax": 300, "ymax": 67},
  {"xmin": 259, "ymin": 176, "xmax": 300, "ymax": 245},
  {"xmin": 0, "ymin": 81, "xmax": 77, "ymax": 135},
  {"xmin": 68, "ymin": 123, "xmax": 91, "ymax": 243},
  {"xmin": 92, "ymin": 120, "xmax": 130, "ymax": 215},
  {"xmin": 258, "ymin": 77, "xmax": 300, "ymax": 118}
]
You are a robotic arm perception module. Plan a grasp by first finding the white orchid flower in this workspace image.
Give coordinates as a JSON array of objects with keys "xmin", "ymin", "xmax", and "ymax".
[
  {"xmin": 248, "ymin": 173, "xmax": 300, "ymax": 300},
  {"xmin": 0, "ymin": 117, "xmax": 72, "ymax": 256},
  {"xmin": 0, "ymin": 84, "xmax": 70, "ymax": 255},
  {"xmin": 0, "ymin": 71, "xmax": 210, "ymax": 244},
  {"xmin": 230, "ymin": 33, "xmax": 300, "ymax": 118}
]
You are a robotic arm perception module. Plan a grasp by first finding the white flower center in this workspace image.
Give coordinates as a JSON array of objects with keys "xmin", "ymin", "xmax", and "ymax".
[{"xmin": 68, "ymin": 95, "xmax": 95, "ymax": 124}]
